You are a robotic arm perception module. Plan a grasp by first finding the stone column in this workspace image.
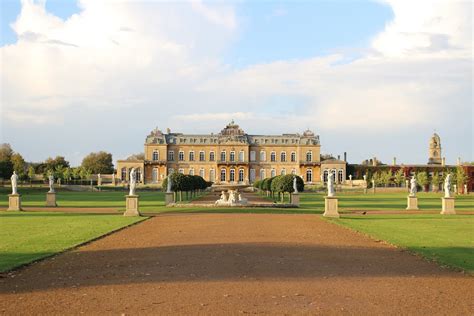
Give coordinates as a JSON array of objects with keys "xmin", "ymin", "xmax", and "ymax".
[
  {"xmin": 46, "ymin": 192, "xmax": 57, "ymax": 207},
  {"xmin": 323, "ymin": 196, "xmax": 339, "ymax": 218},
  {"xmin": 165, "ymin": 192, "xmax": 175, "ymax": 205},
  {"xmin": 406, "ymin": 196, "xmax": 418, "ymax": 210},
  {"xmin": 441, "ymin": 197, "xmax": 455, "ymax": 215},
  {"xmin": 291, "ymin": 193, "xmax": 300, "ymax": 206},
  {"xmin": 124, "ymin": 195, "xmax": 141, "ymax": 216},
  {"xmin": 8, "ymin": 194, "xmax": 23, "ymax": 211}
]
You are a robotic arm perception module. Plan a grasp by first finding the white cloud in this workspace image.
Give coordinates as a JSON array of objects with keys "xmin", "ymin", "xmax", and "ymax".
[{"xmin": 1, "ymin": 0, "xmax": 472, "ymax": 164}]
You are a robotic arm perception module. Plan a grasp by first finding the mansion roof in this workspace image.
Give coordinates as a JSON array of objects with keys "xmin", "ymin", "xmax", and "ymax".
[{"xmin": 145, "ymin": 122, "xmax": 320, "ymax": 146}]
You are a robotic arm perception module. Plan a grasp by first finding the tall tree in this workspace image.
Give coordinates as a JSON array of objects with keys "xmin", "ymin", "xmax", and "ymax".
[
  {"xmin": 394, "ymin": 169, "xmax": 405, "ymax": 187},
  {"xmin": 11, "ymin": 153, "xmax": 26, "ymax": 179},
  {"xmin": 81, "ymin": 151, "xmax": 114, "ymax": 174},
  {"xmin": 431, "ymin": 172, "xmax": 441, "ymax": 192},
  {"xmin": 0, "ymin": 143, "xmax": 14, "ymax": 178},
  {"xmin": 28, "ymin": 165, "xmax": 35, "ymax": 186},
  {"xmin": 416, "ymin": 172, "xmax": 429, "ymax": 192}
]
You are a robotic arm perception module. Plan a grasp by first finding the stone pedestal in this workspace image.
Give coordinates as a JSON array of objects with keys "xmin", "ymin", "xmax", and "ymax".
[
  {"xmin": 441, "ymin": 197, "xmax": 456, "ymax": 215},
  {"xmin": 165, "ymin": 192, "xmax": 175, "ymax": 205},
  {"xmin": 46, "ymin": 192, "xmax": 57, "ymax": 207},
  {"xmin": 323, "ymin": 196, "xmax": 339, "ymax": 218},
  {"xmin": 291, "ymin": 193, "xmax": 300, "ymax": 206},
  {"xmin": 8, "ymin": 194, "xmax": 22, "ymax": 211},
  {"xmin": 124, "ymin": 195, "xmax": 141, "ymax": 216},
  {"xmin": 406, "ymin": 196, "xmax": 418, "ymax": 210}
]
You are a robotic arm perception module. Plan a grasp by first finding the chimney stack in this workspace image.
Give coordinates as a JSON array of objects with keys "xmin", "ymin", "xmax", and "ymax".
[
  {"xmin": 393, "ymin": 157, "xmax": 396, "ymax": 166},
  {"xmin": 337, "ymin": 155, "xmax": 340, "ymax": 160},
  {"xmin": 344, "ymin": 152, "xmax": 347, "ymax": 162}
]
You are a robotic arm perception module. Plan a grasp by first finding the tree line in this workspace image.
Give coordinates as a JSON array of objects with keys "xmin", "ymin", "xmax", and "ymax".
[
  {"xmin": 0, "ymin": 143, "xmax": 114, "ymax": 182},
  {"xmin": 162, "ymin": 173, "xmax": 212, "ymax": 201},
  {"xmin": 253, "ymin": 174, "xmax": 304, "ymax": 202},
  {"xmin": 367, "ymin": 168, "xmax": 468, "ymax": 191}
]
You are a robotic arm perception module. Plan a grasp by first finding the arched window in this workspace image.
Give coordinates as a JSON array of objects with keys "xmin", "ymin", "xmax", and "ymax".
[
  {"xmin": 121, "ymin": 167, "xmax": 127, "ymax": 180},
  {"xmin": 338, "ymin": 169, "xmax": 344, "ymax": 183},
  {"xmin": 230, "ymin": 169, "xmax": 235, "ymax": 182},
  {"xmin": 178, "ymin": 151, "xmax": 184, "ymax": 161},
  {"xmin": 189, "ymin": 168, "xmax": 195, "ymax": 176},
  {"xmin": 270, "ymin": 151, "xmax": 276, "ymax": 162},
  {"xmin": 230, "ymin": 151, "xmax": 235, "ymax": 162},
  {"xmin": 209, "ymin": 151, "xmax": 215, "ymax": 161},
  {"xmin": 239, "ymin": 169, "xmax": 244, "ymax": 182},
  {"xmin": 291, "ymin": 152, "xmax": 297, "ymax": 162},
  {"xmin": 199, "ymin": 168, "xmax": 205, "ymax": 178},
  {"xmin": 323, "ymin": 169, "xmax": 329, "ymax": 182},
  {"xmin": 281, "ymin": 169, "xmax": 286, "ymax": 175},
  {"xmin": 271, "ymin": 169, "xmax": 276, "ymax": 178},
  {"xmin": 306, "ymin": 169, "xmax": 313, "ymax": 183},
  {"xmin": 332, "ymin": 169, "xmax": 337, "ymax": 182},
  {"xmin": 260, "ymin": 169, "xmax": 266, "ymax": 180},
  {"xmin": 199, "ymin": 151, "xmax": 205, "ymax": 161},
  {"xmin": 135, "ymin": 168, "xmax": 142, "ymax": 182},
  {"xmin": 220, "ymin": 169, "xmax": 226, "ymax": 182},
  {"xmin": 210, "ymin": 169, "xmax": 215, "ymax": 182},
  {"xmin": 221, "ymin": 151, "xmax": 226, "ymax": 162},
  {"xmin": 189, "ymin": 151, "xmax": 195, "ymax": 161},
  {"xmin": 306, "ymin": 151, "xmax": 312, "ymax": 162},
  {"xmin": 239, "ymin": 151, "xmax": 245, "ymax": 162},
  {"xmin": 152, "ymin": 150, "xmax": 159, "ymax": 161},
  {"xmin": 291, "ymin": 169, "xmax": 296, "ymax": 175},
  {"xmin": 260, "ymin": 151, "xmax": 266, "ymax": 162},
  {"xmin": 281, "ymin": 152, "xmax": 286, "ymax": 162},
  {"xmin": 178, "ymin": 168, "xmax": 184, "ymax": 174},
  {"xmin": 152, "ymin": 168, "xmax": 158, "ymax": 183}
]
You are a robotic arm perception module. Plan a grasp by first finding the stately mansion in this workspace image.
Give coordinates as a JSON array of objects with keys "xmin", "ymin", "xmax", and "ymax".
[{"xmin": 116, "ymin": 121, "xmax": 347, "ymax": 185}]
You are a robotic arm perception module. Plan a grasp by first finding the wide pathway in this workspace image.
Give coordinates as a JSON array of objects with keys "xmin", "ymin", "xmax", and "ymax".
[{"xmin": 0, "ymin": 214, "xmax": 472, "ymax": 315}]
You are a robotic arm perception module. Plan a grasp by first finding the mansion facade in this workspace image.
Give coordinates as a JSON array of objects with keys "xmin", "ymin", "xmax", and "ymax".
[{"xmin": 116, "ymin": 121, "xmax": 347, "ymax": 185}]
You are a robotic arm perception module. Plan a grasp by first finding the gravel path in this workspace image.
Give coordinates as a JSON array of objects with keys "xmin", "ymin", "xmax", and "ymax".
[{"xmin": 0, "ymin": 214, "xmax": 472, "ymax": 315}]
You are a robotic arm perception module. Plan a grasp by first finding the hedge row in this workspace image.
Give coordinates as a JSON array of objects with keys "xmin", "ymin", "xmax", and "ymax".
[
  {"xmin": 253, "ymin": 175, "xmax": 304, "ymax": 193},
  {"xmin": 162, "ymin": 173, "xmax": 212, "ymax": 192}
]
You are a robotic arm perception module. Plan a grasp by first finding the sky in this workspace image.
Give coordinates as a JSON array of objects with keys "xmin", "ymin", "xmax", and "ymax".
[{"xmin": 0, "ymin": 0, "xmax": 472, "ymax": 167}]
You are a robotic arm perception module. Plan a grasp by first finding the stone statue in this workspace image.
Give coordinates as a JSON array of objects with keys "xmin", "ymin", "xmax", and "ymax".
[
  {"xmin": 409, "ymin": 175, "xmax": 417, "ymax": 196},
  {"xmin": 444, "ymin": 173, "xmax": 451, "ymax": 198},
  {"xmin": 363, "ymin": 174, "xmax": 367, "ymax": 182},
  {"xmin": 228, "ymin": 190, "xmax": 237, "ymax": 204},
  {"xmin": 166, "ymin": 175, "xmax": 173, "ymax": 193},
  {"xmin": 349, "ymin": 174, "xmax": 352, "ymax": 181},
  {"xmin": 293, "ymin": 176, "xmax": 298, "ymax": 194},
  {"xmin": 129, "ymin": 168, "xmax": 137, "ymax": 196},
  {"xmin": 48, "ymin": 173, "xmax": 55, "ymax": 193},
  {"xmin": 327, "ymin": 172, "xmax": 335, "ymax": 197},
  {"xmin": 11, "ymin": 171, "xmax": 18, "ymax": 195}
]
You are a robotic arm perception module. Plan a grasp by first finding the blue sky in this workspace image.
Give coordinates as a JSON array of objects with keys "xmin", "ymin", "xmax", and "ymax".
[{"xmin": 0, "ymin": 0, "xmax": 472, "ymax": 166}]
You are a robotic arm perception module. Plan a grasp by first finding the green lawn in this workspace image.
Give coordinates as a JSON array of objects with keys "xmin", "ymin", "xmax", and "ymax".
[
  {"xmin": 328, "ymin": 214, "xmax": 474, "ymax": 273},
  {"xmin": 2, "ymin": 188, "xmax": 472, "ymax": 213},
  {"xmin": 0, "ymin": 187, "xmax": 473, "ymax": 273},
  {"xmin": 0, "ymin": 212, "xmax": 146, "ymax": 272}
]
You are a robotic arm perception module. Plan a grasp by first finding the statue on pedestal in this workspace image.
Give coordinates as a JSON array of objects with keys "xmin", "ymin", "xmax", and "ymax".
[
  {"xmin": 129, "ymin": 168, "xmax": 137, "ymax": 196},
  {"xmin": 48, "ymin": 173, "xmax": 55, "ymax": 193},
  {"xmin": 11, "ymin": 171, "xmax": 18, "ymax": 195},
  {"xmin": 444, "ymin": 174, "xmax": 452, "ymax": 198},
  {"xmin": 293, "ymin": 176, "xmax": 298, "ymax": 194},
  {"xmin": 327, "ymin": 172, "xmax": 335, "ymax": 197},
  {"xmin": 409, "ymin": 175, "xmax": 417, "ymax": 197}
]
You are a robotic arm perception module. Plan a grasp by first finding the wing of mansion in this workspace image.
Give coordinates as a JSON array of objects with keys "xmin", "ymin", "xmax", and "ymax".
[{"xmin": 117, "ymin": 121, "xmax": 347, "ymax": 185}]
